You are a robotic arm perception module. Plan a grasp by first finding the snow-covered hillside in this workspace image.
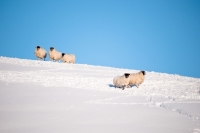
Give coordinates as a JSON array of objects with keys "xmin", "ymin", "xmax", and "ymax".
[{"xmin": 0, "ymin": 57, "xmax": 200, "ymax": 133}]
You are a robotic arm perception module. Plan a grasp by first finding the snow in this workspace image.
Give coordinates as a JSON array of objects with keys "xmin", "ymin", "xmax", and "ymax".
[{"xmin": 0, "ymin": 56, "xmax": 200, "ymax": 133}]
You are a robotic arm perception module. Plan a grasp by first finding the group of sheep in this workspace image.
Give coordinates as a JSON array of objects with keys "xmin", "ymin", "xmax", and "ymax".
[
  {"xmin": 113, "ymin": 71, "xmax": 146, "ymax": 90},
  {"xmin": 34, "ymin": 46, "xmax": 145, "ymax": 90},
  {"xmin": 34, "ymin": 46, "xmax": 75, "ymax": 64}
]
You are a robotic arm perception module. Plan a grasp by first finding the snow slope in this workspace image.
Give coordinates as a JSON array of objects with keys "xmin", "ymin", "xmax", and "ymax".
[{"xmin": 0, "ymin": 57, "xmax": 200, "ymax": 133}]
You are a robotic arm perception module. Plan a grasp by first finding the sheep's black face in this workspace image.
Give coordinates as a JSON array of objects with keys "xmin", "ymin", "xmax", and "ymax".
[
  {"xmin": 141, "ymin": 71, "xmax": 146, "ymax": 75},
  {"xmin": 62, "ymin": 53, "xmax": 65, "ymax": 57},
  {"xmin": 50, "ymin": 47, "xmax": 54, "ymax": 51},
  {"xmin": 36, "ymin": 46, "xmax": 40, "ymax": 49},
  {"xmin": 124, "ymin": 73, "xmax": 130, "ymax": 78}
]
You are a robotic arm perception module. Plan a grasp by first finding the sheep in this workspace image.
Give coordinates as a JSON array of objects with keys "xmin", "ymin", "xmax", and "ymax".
[
  {"xmin": 128, "ymin": 71, "xmax": 146, "ymax": 88},
  {"xmin": 48, "ymin": 47, "xmax": 62, "ymax": 61},
  {"xmin": 34, "ymin": 46, "xmax": 47, "ymax": 61},
  {"xmin": 113, "ymin": 73, "xmax": 130, "ymax": 90},
  {"xmin": 61, "ymin": 53, "xmax": 76, "ymax": 64}
]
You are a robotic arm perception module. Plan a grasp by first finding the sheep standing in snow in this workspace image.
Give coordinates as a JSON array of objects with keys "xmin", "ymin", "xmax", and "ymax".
[
  {"xmin": 49, "ymin": 47, "xmax": 62, "ymax": 62},
  {"xmin": 128, "ymin": 71, "xmax": 146, "ymax": 88},
  {"xmin": 34, "ymin": 46, "xmax": 47, "ymax": 61},
  {"xmin": 113, "ymin": 73, "xmax": 130, "ymax": 90},
  {"xmin": 61, "ymin": 53, "xmax": 76, "ymax": 64}
]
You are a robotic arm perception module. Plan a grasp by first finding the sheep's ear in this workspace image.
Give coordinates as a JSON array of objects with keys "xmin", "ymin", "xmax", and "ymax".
[
  {"xmin": 124, "ymin": 73, "xmax": 130, "ymax": 78},
  {"xmin": 36, "ymin": 46, "xmax": 40, "ymax": 49}
]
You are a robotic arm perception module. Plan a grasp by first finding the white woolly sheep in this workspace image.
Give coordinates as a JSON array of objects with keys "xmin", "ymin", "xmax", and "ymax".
[
  {"xmin": 128, "ymin": 71, "xmax": 146, "ymax": 88},
  {"xmin": 49, "ymin": 47, "xmax": 62, "ymax": 61},
  {"xmin": 113, "ymin": 73, "xmax": 130, "ymax": 90},
  {"xmin": 34, "ymin": 46, "xmax": 47, "ymax": 61},
  {"xmin": 61, "ymin": 53, "xmax": 76, "ymax": 64}
]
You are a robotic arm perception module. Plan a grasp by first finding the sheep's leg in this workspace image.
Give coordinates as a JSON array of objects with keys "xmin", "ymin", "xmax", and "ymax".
[
  {"xmin": 127, "ymin": 85, "xmax": 131, "ymax": 88},
  {"xmin": 135, "ymin": 84, "xmax": 139, "ymax": 88},
  {"xmin": 122, "ymin": 85, "xmax": 125, "ymax": 90}
]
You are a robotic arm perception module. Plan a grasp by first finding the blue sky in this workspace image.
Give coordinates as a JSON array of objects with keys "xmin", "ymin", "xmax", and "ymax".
[{"xmin": 0, "ymin": 0, "xmax": 200, "ymax": 78}]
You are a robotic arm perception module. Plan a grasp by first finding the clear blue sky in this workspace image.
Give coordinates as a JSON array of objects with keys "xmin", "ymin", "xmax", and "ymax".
[{"xmin": 0, "ymin": 0, "xmax": 200, "ymax": 78}]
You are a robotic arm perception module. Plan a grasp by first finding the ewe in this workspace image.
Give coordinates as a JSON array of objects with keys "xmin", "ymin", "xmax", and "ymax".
[
  {"xmin": 49, "ymin": 47, "xmax": 62, "ymax": 62},
  {"xmin": 113, "ymin": 73, "xmax": 130, "ymax": 90},
  {"xmin": 61, "ymin": 53, "xmax": 76, "ymax": 64},
  {"xmin": 34, "ymin": 46, "xmax": 47, "ymax": 61},
  {"xmin": 128, "ymin": 71, "xmax": 146, "ymax": 88}
]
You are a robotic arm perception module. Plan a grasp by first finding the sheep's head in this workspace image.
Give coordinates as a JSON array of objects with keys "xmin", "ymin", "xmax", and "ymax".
[
  {"xmin": 50, "ymin": 47, "xmax": 54, "ymax": 51},
  {"xmin": 124, "ymin": 73, "xmax": 130, "ymax": 78},
  {"xmin": 62, "ymin": 53, "xmax": 65, "ymax": 57},
  {"xmin": 141, "ymin": 71, "xmax": 146, "ymax": 75},
  {"xmin": 36, "ymin": 46, "xmax": 40, "ymax": 50}
]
